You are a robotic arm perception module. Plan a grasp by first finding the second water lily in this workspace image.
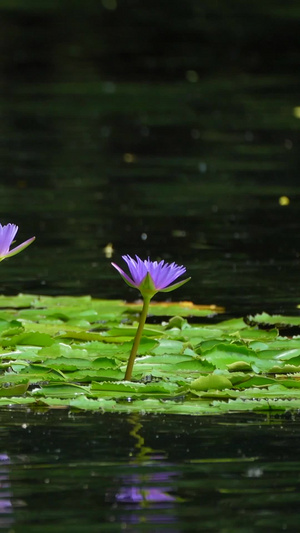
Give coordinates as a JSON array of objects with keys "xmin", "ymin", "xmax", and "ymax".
[{"xmin": 0, "ymin": 224, "xmax": 35, "ymax": 262}]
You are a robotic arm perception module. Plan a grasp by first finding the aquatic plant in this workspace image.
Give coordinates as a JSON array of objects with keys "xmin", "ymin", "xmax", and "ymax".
[
  {"xmin": 0, "ymin": 224, "xmax": 35, "ymax": 261},
  {"xmin": 0, "ymin": 294, "xmax": 300, "ymax": 414},
  {"xmin": 112, "ymin": 255, "xmax": 190, "ymax": 380}
]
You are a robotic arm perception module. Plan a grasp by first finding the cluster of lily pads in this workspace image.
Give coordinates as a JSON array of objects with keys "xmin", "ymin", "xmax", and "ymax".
[
  {"xmin": 0, "ymin": 294, "xmax": 299, "ymax": 414},
  {"xmin": 2, "ymin": 221, "xmax": 300, "ymax": 415}
]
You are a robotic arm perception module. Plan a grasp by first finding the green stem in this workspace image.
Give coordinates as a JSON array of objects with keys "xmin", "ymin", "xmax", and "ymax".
[{"xmin": 124, "ymin": 297, "xmax": 151, "ymax": 381}]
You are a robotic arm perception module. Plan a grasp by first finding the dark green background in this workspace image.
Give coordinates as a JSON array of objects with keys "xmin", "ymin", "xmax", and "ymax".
[{"xmin": 0, "ymin": 0, "xmax": 300, "ymax": 314}]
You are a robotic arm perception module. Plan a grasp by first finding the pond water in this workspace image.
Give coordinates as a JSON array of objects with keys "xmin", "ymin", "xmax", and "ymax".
[
  {"xmin": 0, "ymin": 409, "xmax": 299, "ymax": 533},
  {"xmin": 0, "ymin": 1, "xmax": 300, "ymax": 316},
  {"xmin": 1, "ymin": 1, "xmax": 300, "ymax": 531}
]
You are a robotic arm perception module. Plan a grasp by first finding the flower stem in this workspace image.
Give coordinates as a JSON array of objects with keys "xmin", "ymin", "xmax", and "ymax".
[{"xmin": 124, "ymin": 297, "xmax": 151, "ymax": 381}]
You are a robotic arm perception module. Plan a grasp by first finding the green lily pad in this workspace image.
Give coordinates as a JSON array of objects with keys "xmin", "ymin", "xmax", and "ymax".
[{"xmin": 191, "ymin": 374, "xmax": 232, "ymax": 391}]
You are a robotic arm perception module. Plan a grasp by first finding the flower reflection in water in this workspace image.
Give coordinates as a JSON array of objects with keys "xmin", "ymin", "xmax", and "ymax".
[
  {"xmin": 0, "ymin": 453, "xmax": 14, "ymax": 528},
  {"xmin": 115, "ymin": 466, "xmax": 177, "ymax": 506},
  {"xmin": 108, "ymin": 415, "xmax": 181, "ymax": 530}
]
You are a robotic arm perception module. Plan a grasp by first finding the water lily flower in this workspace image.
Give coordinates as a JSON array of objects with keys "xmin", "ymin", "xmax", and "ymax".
[
  {"xmin": 111, "ymin": 255, "xmax": 190, "ymax": 299},
  {"xmin": 112, "ymin": 255, "xmax": 190, "ymax": 381},
  {"xmin": 0, "ymin": 224, "xmax": 35, "ymax": 262}
]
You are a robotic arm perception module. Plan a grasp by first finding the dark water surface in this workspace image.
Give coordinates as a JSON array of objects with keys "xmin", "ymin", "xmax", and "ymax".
[
  {"xmin": 1, "ymin": 2, "xmax": 300, "ymax": 531},
  {"xmin": 0, "ymin": 1, "xmax": 300, "ymax": 315},
  {"xmin": 0, "ymin": 408, "xmax": 299, "ymax": 533}
]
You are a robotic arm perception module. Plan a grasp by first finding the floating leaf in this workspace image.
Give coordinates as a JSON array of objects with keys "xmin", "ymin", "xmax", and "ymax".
[
  {"xmin": 1, "ymin": 331, "xmax": 54, "ymax": 348},
  {"xmin": 126, "ymin": 301, "xmax": 224, "ymax": 317},
  {"xmin": 65, "ymin": 369, "xmax": 125, "ymax": 382},
  {"xmin": 203, "ymin": 343, "xmax": 256, "ymax": 370},
  {"xmin": 0, "ymin": 382, "xmax": 29, "ymax": 397},
  {"xmin": 32, "ymin": 383, "xmax": 89, "ymax": 398},
  {"xmin": 91, "ymin": 380, "xmax": 181, "ymax": 399},
  {"xmin": 152, "ymin": 340, "xmax": 185, "ymax": 355},
  {"xmin": 191, "ymin": 374, "xmax": 232, "ymax": 391}
]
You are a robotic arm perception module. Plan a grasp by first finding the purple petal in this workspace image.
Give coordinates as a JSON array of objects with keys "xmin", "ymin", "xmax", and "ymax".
[
  {"xmin": 111, "ymin": 262, "xmax": 136, "ymax": 287},
  {"xmin": 152, "ymin": 262, "xmax": 173, "ymax": 288},
  {"xmin": 4, "ymin": 236, "xmax": 36, "ymax": 258},
  {"xmin": 162, "ymin": 264, "xmax": 186, "ymax": 288},
  {"xmin": 122, "ymin": 255, "xmax": 138, "ymax": 279},
  {"xmin": 146, "ymin": 259, "xmax": 186, "ymax": 289},
  {"xmin": 122, "ymin": 255, "xmax": 148, "ymax": 286},
  {"xmin": 159, "ymin": 276, "xmax": 191, "ymax": 292},
  {"xmin": 0, "ymin": 224, "xmax": 18, "ymax": 256}
]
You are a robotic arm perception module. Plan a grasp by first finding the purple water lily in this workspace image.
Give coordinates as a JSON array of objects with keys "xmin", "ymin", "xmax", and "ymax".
[
  {"xmin": 112, "ymin": 255, "xmax": 190, "ymax": 298},
  {"xmin": 111, "ymin": 255, "xmax": 190, "ymax": 380},
  {"xmin": 0, "ymin": 224, "xmax": 35, "ymax": 262}
]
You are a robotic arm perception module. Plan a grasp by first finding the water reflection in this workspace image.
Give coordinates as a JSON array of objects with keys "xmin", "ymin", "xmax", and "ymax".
[
  {"xmin": 0, "ymin": 410, "xmax": 298, "ymax": 531},
  {"xmin": 0, "ymin": 454, "xmax": 14, "ymax": 530},
  {"xmin": 108, "ymin": 414, "xmax": 178, "ymax": 529}
]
